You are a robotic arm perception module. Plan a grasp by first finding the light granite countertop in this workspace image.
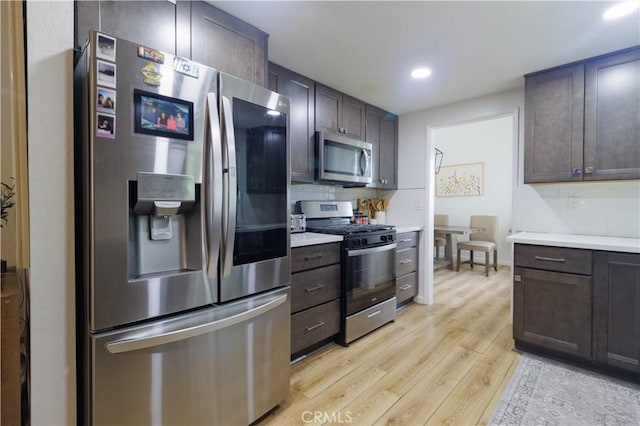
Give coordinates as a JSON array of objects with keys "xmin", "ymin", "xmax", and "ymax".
[
  {"xmin": 507, "ymin": 232, "xmax": 640, "ymax": 254},
  {"xmin": 291, "ymin": 232, "xmax": 343, "ymax": 248}
]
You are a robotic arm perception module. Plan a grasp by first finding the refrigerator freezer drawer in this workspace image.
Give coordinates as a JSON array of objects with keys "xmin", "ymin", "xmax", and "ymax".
[{"xmin": 89, "ymin": 287, "xmax": 291, "ymax": 426}]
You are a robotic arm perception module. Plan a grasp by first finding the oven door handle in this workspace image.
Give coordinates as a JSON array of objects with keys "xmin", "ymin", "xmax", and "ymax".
[{"xmin": 347, "ymin": 243, "xmax": 397, "ymax": 257}]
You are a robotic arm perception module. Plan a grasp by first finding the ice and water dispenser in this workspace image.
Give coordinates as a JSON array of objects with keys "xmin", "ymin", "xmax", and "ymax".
[{"xmin": 128, "ymin": 172, "xmax": 202, "ymax": 278}]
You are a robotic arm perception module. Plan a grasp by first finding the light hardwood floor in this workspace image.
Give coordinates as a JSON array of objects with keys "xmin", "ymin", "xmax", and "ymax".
[{"xmin": 258, "ymin": 265, "xmax": 519, "ymax": 426}]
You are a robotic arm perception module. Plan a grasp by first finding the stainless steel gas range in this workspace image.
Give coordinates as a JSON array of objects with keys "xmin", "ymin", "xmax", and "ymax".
[{"xmin": 297, "ymin": 201, "xmax": 397, "ymax": 345}]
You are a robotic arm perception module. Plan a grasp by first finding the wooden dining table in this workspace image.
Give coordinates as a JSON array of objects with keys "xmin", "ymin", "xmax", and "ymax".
[{"xmin": 434, "ymin": 225, "xmax": 482, "ymax": 270}]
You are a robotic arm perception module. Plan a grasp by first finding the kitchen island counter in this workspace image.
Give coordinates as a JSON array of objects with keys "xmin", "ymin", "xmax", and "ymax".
[{"xmin": 507, "ymin": 232, "xmax": 640, "ymax": 253}]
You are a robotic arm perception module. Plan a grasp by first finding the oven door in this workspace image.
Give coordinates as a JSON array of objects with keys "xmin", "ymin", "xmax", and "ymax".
[{"xmin": 345, "ymin": 243, "xmax": 397, "ymax": 315}]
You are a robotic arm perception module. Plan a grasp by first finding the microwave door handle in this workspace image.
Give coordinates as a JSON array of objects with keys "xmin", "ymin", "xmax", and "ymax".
[
  {"xmin": 221, "ymin": 95, "xmax": 237, "ymax": 278},
  {"xmin": 204, "ymin": 93, "xmax": 223, "ymax": 281},
  {"xmin": 360, "ymin": 148, "xmax": 371, "ymax": 176}
]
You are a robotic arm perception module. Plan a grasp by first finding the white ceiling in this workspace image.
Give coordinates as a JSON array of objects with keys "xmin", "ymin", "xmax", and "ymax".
[{"xmin": 212, "ymin": 1, "xmax": 640, "ymax": 115}]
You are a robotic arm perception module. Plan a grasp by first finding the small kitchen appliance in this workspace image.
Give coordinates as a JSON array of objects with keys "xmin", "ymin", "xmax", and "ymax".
[
  {"xmin": 316, "ymin": 129, "xmax": 373, "ymax": 185},
  {"xmin": 290, "ymin": 213, "xmax": 306, "ymax": 233},
  {"xmin": 296, "ymin": 200, "xmax": 396, "ymax": 345}
]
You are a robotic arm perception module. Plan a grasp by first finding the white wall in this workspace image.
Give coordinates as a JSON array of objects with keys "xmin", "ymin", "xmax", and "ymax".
[
  {"xmin": 26, "ymin": 1, "xmax": 76, "ymax": 424},
  {"xmin": 433, "ymin": 115, "xmax": 514, "ymax": 264}
]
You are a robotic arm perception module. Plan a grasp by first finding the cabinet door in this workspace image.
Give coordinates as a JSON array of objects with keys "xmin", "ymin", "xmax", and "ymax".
[
  {"xmin": 342, "ymin": 94, "xmax": 366, "ymax": 140},
  {"xmin": 77, "ymin": 0, "xmax": 176, "ymax": 54},
  {"xmin": 379, "ymin": 112, "xmax": 398, "ymax": 189},
  {"xmin": 513, "ymin": 267, "xmax": 592, "ymax": 360},
  {"xmin": 189, "ymin": 1, "xmax": 268, "ymax": 86},
  {"xmin": 315, "ymin": 83, "xmax": 342, "ymax": 133},
  {"xmin": 524, "ymin": 64, "xmax": 584, "ymax": 183},
  {"xmin": 365, "ymin": 105, "xmax": 383, "ymax": 187},
  {"xmin": 584, "ymin": 48, "xmax": 640, "ymax": 181},
  {"xmin": 268, "ymin": 63, "xmax": 316, "ymax": 183},
  {"xmin": 593, "ymin": 251, "xmax": 640, "ymax": 373},
  {"xmin": 366, "ymin": 106, "xmax": 398, "ymax": 189}
]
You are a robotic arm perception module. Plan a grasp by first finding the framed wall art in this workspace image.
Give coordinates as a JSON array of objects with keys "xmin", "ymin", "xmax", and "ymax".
[{"xmin": 436, "ymin": 162, "xmax": 484, "ymax": 197}]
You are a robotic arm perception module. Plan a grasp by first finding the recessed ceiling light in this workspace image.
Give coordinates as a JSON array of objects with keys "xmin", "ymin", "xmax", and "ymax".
[
  {"xmin": 267, "ymin": 110, "xmax": 281, "ymax": 116},
  {"xmin": 603, "ymin": 0, "xmax": 640, "ymax": 20},
  {"xmin": 411, "ymin": 67, "xmax": 432, "ymax": 79}
]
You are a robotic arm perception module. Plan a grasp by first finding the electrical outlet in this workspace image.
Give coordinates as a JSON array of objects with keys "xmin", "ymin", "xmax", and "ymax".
[
  {"xmin": 414, "ymin": 199, "xmax": 423, "ymax": 211},
  {"xmin": 567, "ymin": 196, "xmax": 585, "ymax": 210}
]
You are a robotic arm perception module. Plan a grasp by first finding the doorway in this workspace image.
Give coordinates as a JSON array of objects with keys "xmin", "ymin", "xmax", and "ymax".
[{"xmin": 425, "ymin": 111, "xmax": 518, "ymax": 303}]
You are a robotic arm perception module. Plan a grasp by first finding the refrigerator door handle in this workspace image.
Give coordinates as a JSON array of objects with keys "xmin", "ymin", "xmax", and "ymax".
[
  {"xmin": 221, "ymin": 95, "xmax": 237, "ymax": 278},
  {"xmin": 204, "ymin": 92, "xmax": 223, "ymax": 281},
  {"xmin": 105, "ymin": 294, "xmax": 288, "ymax": 354}
]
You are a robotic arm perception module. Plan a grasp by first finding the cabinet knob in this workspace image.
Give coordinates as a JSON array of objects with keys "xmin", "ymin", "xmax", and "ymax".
[
  {"xmin": 514, "ymin": 274, "xmax": 522, "ymax": 282},
  {"xmin": 572, "ymin": 168, "xmax": 582, "ymax": 175}
]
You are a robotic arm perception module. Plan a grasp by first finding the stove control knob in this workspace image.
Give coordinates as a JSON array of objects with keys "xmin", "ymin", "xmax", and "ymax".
[
  {"xmin": 361, "ymin": 238, "xmax": 368, "ymax": 246},
  {"xmin": 381, "ymin": 235, "xmax": 387, "ymax": 242}
]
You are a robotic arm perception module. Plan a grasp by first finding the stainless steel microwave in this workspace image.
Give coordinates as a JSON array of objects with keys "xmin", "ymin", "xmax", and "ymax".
[{"xmin": 316, "ymin": 129, "xmax": 373, "ymax": 185}]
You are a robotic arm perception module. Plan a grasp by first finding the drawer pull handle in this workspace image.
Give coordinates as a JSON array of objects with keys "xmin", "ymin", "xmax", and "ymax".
[
  {"xmin": 367, "ymin": 310, "xmax": 382, "ymax": 318},
  {"xmin": 400, "ymin": 259, "xmax": 413, "ymax": 264},
  {"xmin": 399, "ymin": 284, "xmax": 413, "ymax": 291},
  {"xmin": 304, "ymin": 284, "xmax": 324, "ymax": 293},
  {"xmin": 534, "ymin": 256, "xmax": 566, "ymax": 263},
  {"xmin": 304, "ymin": 254, "xmax": 323, "ymax": 261},
  {"xmin": 400, "ymin": 238, "xmax": 413, "ymax": 243},
  {"xmin": 305, "ymin": 321, "xmax": 326, "ymax": 332}
]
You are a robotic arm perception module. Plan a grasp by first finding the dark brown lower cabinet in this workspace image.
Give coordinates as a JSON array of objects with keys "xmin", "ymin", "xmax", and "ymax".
[
  {"xmin": 291, "ymin": 300, "xmax": 340, "ymax": 355},
  {"xmin": 290, "ymin": 243, "xmax": 341, "ymax": 359},
  {"xmin": 593, "ymin": 251, "xmax": 640, "ymax": 374},
  {"xmin": 514, "ymin": 243, "xmax": 640, "ymax": 381},
  {"xmin": 514, "ymin": 267, "xmax": 592, "ymax": 360}
]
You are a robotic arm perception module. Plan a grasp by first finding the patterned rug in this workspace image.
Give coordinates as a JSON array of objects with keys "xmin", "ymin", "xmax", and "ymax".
[{"xmin": 489, "ymin": 353, "xmax": 640, "ymax": 425}]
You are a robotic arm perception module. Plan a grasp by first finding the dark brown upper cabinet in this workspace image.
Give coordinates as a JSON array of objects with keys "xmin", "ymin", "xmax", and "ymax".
[
  {"xmin": 524, "ymin": 46, "xmax": 640, "ymax": 184},
  {"xmin": 187, "ymin": 2, "xmax": 268, "ymax": 87},
  {"xmin": 268, "ymin": 63, "xmax": 316, "ymax": 183},
  {"xmin": 315, "ymin": 83, "xmax": 366, "ymax": 140},
  {"xmin": 524, "ymin": 65, "xmax": 585, "ymax": 183},
  {"xmin": 365, "ymin": 105, "xmax": 398, "ymax": 189},
  {"xmin": 76, "ymin": 0, "xmax": 177, "ymax": 54},
  {"xmin": 584, "ymin": 48, "xmax": 640, "ymax": 181},
  {"xmin": 76, "ymin": 1, "xmax": 268, "ymax": 87}
]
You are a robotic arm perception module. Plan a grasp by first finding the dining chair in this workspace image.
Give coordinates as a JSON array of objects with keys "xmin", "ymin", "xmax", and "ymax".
[
  {"xmin": 434, "ymin": 214, "xmax": 448, "ymax": 260},
  {"xmin": 456, "ymin": 215, "xmax": 498, "ymax": 276}
]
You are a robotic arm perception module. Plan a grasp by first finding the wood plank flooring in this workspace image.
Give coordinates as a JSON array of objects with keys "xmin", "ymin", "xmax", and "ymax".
[{"xmin": 259, "ymin": 266, "xmax": 518, "ymax": 426}]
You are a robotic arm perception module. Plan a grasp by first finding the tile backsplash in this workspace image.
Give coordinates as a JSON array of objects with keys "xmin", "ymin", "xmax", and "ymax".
[
  {"xmin": 516, "ymin": 180, "xmax": 640, "ymax": 238},
  {"xmin": 291, "ymin": 183, "xmax": 382, "ymax": 212}
]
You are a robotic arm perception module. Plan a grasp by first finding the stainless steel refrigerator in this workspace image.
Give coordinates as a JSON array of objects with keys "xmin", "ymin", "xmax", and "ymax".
[{"xmin": 74, "ymin": 31, "xmax": 291, "ymax": 425}]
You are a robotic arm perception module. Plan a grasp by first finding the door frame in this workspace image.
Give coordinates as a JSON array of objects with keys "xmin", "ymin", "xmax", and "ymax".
[{"xmin": 422, "ymin": 108, "xmax": 520, "ymax": 311}]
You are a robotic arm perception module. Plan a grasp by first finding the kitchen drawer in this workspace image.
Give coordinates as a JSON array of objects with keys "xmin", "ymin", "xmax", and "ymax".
[
  {"xmin": 396, "ymin": 247, "xmax": 417, "ymax": 277},
  {"xmin": 291, "ymin": 264, "xmax": 340, "ymax": 313},
  {"xmin": 514, "ymin": 244, "xmax": 592, "ymax": 275},
  {"xmin": 291, "ymin": 242, "xmax": 341, "ymax": 273},
  {"xmin": 291, "ymin": 299, "xmax": 340, "ymax": 355},
  {"xmin": 396, "ymin": 272, "xmax": 417, "ymax": 305},
  {"xmin": 396, "ymin": 232, "xmax": 418, "ymax": 250}
]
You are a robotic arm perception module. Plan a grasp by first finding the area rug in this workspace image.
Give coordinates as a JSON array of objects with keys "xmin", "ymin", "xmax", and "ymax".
[{"xmin": 489, "ymin": 353, "xmax": 640, "ymax": 425}]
